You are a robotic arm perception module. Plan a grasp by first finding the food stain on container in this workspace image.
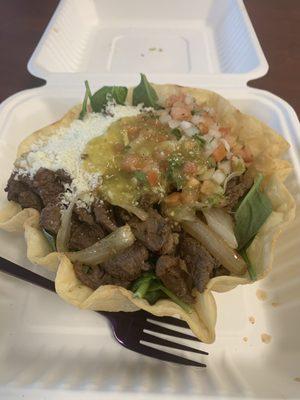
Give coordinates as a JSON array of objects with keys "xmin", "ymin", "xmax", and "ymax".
[
  {"xmin": 261, "ymin": 333, "xmax": 272, "ymax": 344},
  {"xmin": 271, "ymin": 302, "xmax": 280, "ymax": 307},
  {"xmin": 249, "ymin": 316, "xmax": 255, "ymax": 324},
  {"xmin": 294, "ymin": 377, "xmax": 300, "ymax": 382},
  {"xmin": 242, "ymin": 336, "xmax": 248, "ymax": 342},
  {"xmin": 256, "ymin": 289, "xmax": 268, "ymax": 301}
]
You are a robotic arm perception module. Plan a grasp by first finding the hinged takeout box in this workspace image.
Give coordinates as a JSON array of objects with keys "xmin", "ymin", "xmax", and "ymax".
[{"xmin": 0, "ymin": 1, "xmax": 299, "ymax": 399}]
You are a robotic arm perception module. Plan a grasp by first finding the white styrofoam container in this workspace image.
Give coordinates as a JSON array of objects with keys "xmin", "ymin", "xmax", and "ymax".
[{"xmin": 0, "ymin": 1, "xmax": 299, "ymax": 399}]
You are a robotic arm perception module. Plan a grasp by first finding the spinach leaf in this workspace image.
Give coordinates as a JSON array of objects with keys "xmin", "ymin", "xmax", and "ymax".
[
  {"xmin": 91, "ymin": 86, "xmax": 128, "ymax": 112},
  {"xmin": 240, "ymin": 247, "xmax": 257, "ymax": 281},
  {"xmin": 170, "ymin": 128, "xmax": 182, "ymax": 140},
  {"xmin": 42, "ymin": 228, "xmax": 56, "ymax": 252},
  {"xmin": 132, "ymin": 73, "xmax": 160, "ymax": 109},
  {"xmin": 144, "ymin": 290, "xmax": 165, "ymax": 305},
  {"xmin": 79, "ymin": 80, "xmax": 93, "ymax": 120},
  {"xmin": 131, "ymin": 271, "xmax": 191, "ymax": 313},
  {"xmin": 131, "ymin": 271, "xmax": 156, "ymax": 298},
  {"xmin": 234, "ymin": 174, "xmax": 272, "ymax": 250},
  {"xmin": 159, "ymin": 286, "xmax": 191, "ymax": 313}
]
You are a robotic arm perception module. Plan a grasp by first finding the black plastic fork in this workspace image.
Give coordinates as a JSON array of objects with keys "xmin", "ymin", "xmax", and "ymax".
[{"xmin": 0, "ymin": 256, "xmax": 208, "ymax": 367}]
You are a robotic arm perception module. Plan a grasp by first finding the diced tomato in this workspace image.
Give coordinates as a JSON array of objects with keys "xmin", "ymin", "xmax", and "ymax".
[
  {"xmin": 239, "ymin": 147, "xmax": 253, "ymax": 163},
  {"xmin": 170, "ymin": 105, "xmax": 192, "ymax": 121},
  {"xmin": 147, "ymin": 170, "xmax": 159, "ymax": 186},
  {"xmin": 198, "ymin": 122, "xmax": 209, "ymax": 134},
  {"xmin": 219, "ymin": 127, "xmax": 230, "ymax": 136},
  {"xmin": 121, "ymin": 154, "xmax": 142, "ymax": 172},
  {"xmin": 113, "ymin": 143, "xmax": 124, "ymax": 153},
  {"xmin": 212, "ymin": 144, "xmax": 227, "ymax": 162},
  {"xmin": 165, "ymin": 94, "xmax": 185, "ymax": 108},
  {"xmin": 183, "ymin": 161, "xmax": 198, "ymax": 176},
  {"xmin": 126, "ymin": 125, "xmax": 140, "ymax": 140}
]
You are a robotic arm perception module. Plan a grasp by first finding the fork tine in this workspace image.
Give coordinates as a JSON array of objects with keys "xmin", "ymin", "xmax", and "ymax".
[
  {"xmin": 142, "ymin": 331, "xmax": 208, "ymax": 355},
  {"xmin": 144, "ymin": 320, "xmax": 199, "ymax": 341},
  {"xmin": 147, "ymin": 314, "xmax": 189, "ymax": 328},
  {"xmin": 124, "ymin": 341, "xmax": 206, "ymax": 367}
]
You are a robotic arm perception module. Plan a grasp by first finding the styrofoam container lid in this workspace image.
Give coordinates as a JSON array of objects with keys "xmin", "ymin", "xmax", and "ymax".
[{"xmin": 27, "ymin": 0, "xmax": 268, "ymax": 86}]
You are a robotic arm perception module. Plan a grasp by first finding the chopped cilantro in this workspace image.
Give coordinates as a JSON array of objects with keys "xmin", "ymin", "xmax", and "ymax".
[
  {"xmin": 167, "ymin": 154, "xmax": 185, "ymax": 190},
  {"xmin": 170, "ymin": 128, "xmax": 182, "ymax": 140},
  {"xmin": 193, "ymin": 134, "xmax": 206, "ymax": 148},
  {"xmin": 133, "ymin": 170, "xmax": 148, "ymax": 184},
  {"xmin": 207, "ymin": 156, "xmax": 216, "ymax": 168}
]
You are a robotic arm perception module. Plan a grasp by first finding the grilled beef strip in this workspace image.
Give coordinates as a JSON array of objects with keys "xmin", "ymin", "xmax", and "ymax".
[{"xmin": 156, "ymin": 255, "xmax": 194, "ymax": 303}]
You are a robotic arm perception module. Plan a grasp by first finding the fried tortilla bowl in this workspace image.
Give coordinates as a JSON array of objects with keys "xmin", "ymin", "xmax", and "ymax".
[{"xmin": 0, "ymin": 84, "xmax": 295, "ymax": 343}]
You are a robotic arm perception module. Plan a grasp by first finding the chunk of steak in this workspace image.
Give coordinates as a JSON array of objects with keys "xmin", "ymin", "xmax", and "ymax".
[
  {"xmin": 179, "ymin": 233, "xmax": 219, "ymax": 292},
  {"xmin": 156, "ymin": 255, "xmax": 194, "ymax": 303},
  {"xmin": 113, "ymin": 206, "xmax": 131, "ymax": 225},
  {"xmin": 69, "ymin": 219, "xmax": 105, "ymax": 251},
  {"xmin": 55, "ymin": 169, "xmax": 72, "ymax": 184},
  {"xmin": 74, "ymin": 205, "xmax": 94, "ymax": 225},
  {"xmin": 74, "ymin": 262, "xmax": 131, "ymax": 290},
  {"xmin": 32, "ymin": 168, "xmax": 70, "ymax": 206},
  {"xmin": 93, "ymin": 200, "xmax": 117, "ymax": 232},
  {"xmin": 102, "ymin": 242, "xmax": 149, "ymax": 281},
  {"xmin": 5, "ymin": 173, "xmax": 42, "ymax": 211},
  {"xmin": 225, "ymin": 172, "xmax": 253, "ymax": 211},
  {"xmin": 5, "ymin": 168, "xmax": 72, "ymax": 210},
  {"xmin": 129, "ymin": 209, "xmax": 176, "ymax": 254},
  {"xmin": 17, "ymin": 190, "xmax": 42, "ymax": 211},
  {"xmin": 40, "ymin": 202, "xmax": 62, "ymax": 235}
]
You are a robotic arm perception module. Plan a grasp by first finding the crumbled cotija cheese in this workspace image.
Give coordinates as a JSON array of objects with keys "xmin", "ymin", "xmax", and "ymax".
[{"xmin": 17, "ymin": 104, "xmax": 142, "ymax": 205}]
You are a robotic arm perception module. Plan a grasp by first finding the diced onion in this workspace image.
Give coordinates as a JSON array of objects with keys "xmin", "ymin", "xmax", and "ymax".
[
  {"xmin": 209, "ymin": 126, "xmax": 221, "ymax": 139},
  {"xmin": 185, "ymin": 126, "xmax": 199, "ymax": 137},
  {"xmin": 219, "ymin": 160, "xmax": 231, "ymax": 175},
  {"xmin": 56, "ymin": 198, "xmax": 76, "ymax": 253},
  {"xmin": 212, "ymin": 170, "xmax": 226, "ymax": 185},
  {"xmin": 67, "ymin": 225, "xmax": 135, "ymax": 265},
  {"xmin": 191, "ymin": 115, "xmax": 202, "ymax": 125},
  {"xmin": 184, "ymin": 94, "xmax": 194, "ymax": 105},
  {"xmin": 220, "ymin": 138, "xmax": 231, "ymax": 152},
  {"xmin": 180, "ymin": 121, "xmax": 192, "ymax": 130},
  {"xmin": 181, "ymin": 219, "xmax": 246, "ymax": 275},
  {"xmin": 203, "ymin": 208, "xmax": 238, "ymax": 249},
  {"xmin": 168, "ymin": 119, "xmax": 181, "ymax": 129},
  {"xmin": 205, "ymin": 138, "xmax": 218, "ymax": 156},
  {"xmin": 159, "ymin": 112, "xmax": 172, "ymax": 124}
]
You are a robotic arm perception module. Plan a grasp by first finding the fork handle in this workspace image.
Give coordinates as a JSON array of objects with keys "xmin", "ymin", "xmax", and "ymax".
[
  {"xmin": 0, "ymin": 256, "xmax": 55, "ymax": 292},
  {"xmin": 0, "ymin": 257, "xmax": 123, "ymax": 319}
]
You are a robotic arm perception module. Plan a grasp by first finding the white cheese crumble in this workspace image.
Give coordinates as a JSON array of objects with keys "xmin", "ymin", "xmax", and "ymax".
[{"xmin": 17, "ymin": 104, "xmax": 142, "ymax": 205}]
